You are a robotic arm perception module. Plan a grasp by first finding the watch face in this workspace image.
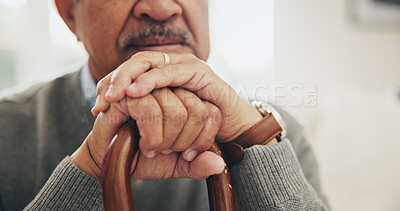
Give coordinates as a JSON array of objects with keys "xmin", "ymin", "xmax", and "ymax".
[{"xmin": 251, "ymin": 101, "xmax": 287, "ymax": 138}]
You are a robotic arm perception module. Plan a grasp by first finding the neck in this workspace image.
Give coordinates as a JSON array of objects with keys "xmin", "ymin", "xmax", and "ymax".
[{"xmin": 88, "ymin": 58, "xmax": 108, "ymax": 83}]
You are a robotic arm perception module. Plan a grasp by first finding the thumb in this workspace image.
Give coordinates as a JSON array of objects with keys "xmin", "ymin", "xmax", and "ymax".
[
  {"xmin": 89, "ymin": 103, "xmax": 127, "ymax": 166},
  {"xmin": 175, "ymin": 151, "xmax": 225, "ymax": 180},
  {"xmin": 92, "ymin": 103, "xmax": 127, "ymax": 145}
]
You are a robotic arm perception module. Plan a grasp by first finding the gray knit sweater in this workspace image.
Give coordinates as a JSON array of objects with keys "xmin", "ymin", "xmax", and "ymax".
[{"xmin": 0, "ymin": 70, "xmax": 329, "ymax": 210}]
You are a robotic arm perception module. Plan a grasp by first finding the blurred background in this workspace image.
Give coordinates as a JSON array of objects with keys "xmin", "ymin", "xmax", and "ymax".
[{"xmin": 1, "ymin": 0, "xmax": 400, "ymax": 210}]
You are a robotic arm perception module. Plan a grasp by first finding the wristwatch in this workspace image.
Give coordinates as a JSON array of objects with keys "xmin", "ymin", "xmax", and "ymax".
[
  {"xmin": 220, "ymin": 101, "xmax": 286, "ymax": 165},
  {"xmin": 251, "ymin": 101, "xmax": 287, "ymax": 139}
]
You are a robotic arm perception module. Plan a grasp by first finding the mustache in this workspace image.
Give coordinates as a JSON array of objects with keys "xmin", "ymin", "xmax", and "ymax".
[{"xmin": 118, "ymin": 22, "xmax": 192, "ymax": 49}]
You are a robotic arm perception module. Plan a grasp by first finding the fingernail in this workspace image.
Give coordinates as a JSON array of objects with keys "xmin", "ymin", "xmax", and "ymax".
[
  {"xmin": 162, "ymin": 150, "xmax": 172, "ymax": 155},
  {"xmin": 185, "ymin": 150, "xmax": 197, "ymax": 162},
  {"xmin": 91, "ymin": 107, "xmax": 98, "ymax": 116},
  {"xmin": 146, "ymin": 150, "xmax": 157, "ymax": 158},
  {"xmin": 105, "ymin": 85, "xmax": 115, "ymax": 98}
]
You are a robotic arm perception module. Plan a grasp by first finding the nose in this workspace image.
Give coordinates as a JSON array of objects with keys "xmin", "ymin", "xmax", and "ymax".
[{"xmin": 133, "ymin": 0, "xmax": 182, "ymax": 21}]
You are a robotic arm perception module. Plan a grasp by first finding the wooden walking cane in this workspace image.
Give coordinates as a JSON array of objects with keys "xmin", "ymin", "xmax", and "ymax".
[{"xmin": 100, "ymin": 121, "xmax": 237, "ymax": 211}]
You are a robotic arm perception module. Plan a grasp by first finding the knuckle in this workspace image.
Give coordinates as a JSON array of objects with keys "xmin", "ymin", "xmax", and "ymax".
[{"xmin": 108, "ymin": 70, "xmax": 121, "ymax": 84}]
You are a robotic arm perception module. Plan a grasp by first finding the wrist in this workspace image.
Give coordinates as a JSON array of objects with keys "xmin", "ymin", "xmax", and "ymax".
[
  {"xmin": 220, "ymin": 101, "xmax": 285, "ymax": 165},
  {"xmin": 70, "ymin": 141, "xmax": 102, "ymax": 181},
  {"xmin": 224, "ymin": 98, "xmax": 263, "ymax": 143}
]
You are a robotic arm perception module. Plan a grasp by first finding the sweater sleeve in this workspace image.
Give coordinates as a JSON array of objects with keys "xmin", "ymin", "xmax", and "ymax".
[
  {"xmin": 24, "ymin": 157, "xmax": 103, "ymax": 211},
  {"xmin": 229, "ymin": 139, "xmax": 329, "ymax": 210}
]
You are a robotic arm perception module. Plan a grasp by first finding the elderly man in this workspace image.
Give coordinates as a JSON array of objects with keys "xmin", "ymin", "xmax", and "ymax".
[{"xmin": 0, "ymin": 0, "xmax": 329, "ymax": 210}]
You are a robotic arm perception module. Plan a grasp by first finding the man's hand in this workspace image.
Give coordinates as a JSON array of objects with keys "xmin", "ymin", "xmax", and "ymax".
[
  {"xmin": 92, "ymin": 51, "xmax": 263, "ymax": 143},
  {"xmin": 70, "ymin": 88, "xmax": 225, "ymax": 181}
]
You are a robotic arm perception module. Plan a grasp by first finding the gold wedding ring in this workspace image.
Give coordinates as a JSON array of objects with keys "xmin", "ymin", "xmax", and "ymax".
[{"xmin": 162, "ymin": 52, "xmax": 171, "ymax": 65}]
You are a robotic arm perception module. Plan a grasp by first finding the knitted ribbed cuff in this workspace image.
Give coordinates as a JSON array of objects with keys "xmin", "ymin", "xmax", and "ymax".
[
  {"xmin": 24, "ymin": 157, "xmax": 103, "ymax": 210},
  {"xmin": 229, "ymin": 139, "xmax": 316, "ymax": 210}
]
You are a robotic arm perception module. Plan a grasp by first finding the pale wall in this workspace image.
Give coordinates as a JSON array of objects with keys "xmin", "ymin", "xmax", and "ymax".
[{"xmin": 274, "ymin": 0, "xmax": 400, "ymax": 210}]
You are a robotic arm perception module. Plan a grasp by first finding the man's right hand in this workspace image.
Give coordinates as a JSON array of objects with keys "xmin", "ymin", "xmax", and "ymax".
[{"xmin": 70, "ymin": 88, "xmax": 225, "ymax": 181}]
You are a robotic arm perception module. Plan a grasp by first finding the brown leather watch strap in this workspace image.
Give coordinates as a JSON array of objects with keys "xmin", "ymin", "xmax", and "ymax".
[{"xmin": 221, "ymin": 113, "xmax": 283, "ymax": 165}]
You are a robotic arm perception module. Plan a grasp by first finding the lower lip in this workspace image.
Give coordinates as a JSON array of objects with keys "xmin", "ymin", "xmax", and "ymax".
[{"xmin": 135, "ymin": 44, "xmax": 185, "ymax": 53}]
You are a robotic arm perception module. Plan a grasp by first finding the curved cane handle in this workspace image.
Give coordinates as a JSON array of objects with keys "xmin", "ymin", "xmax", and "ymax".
[{"xmin": 101, "ymin": 121, "xmax": 236, "ymax": 211}]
